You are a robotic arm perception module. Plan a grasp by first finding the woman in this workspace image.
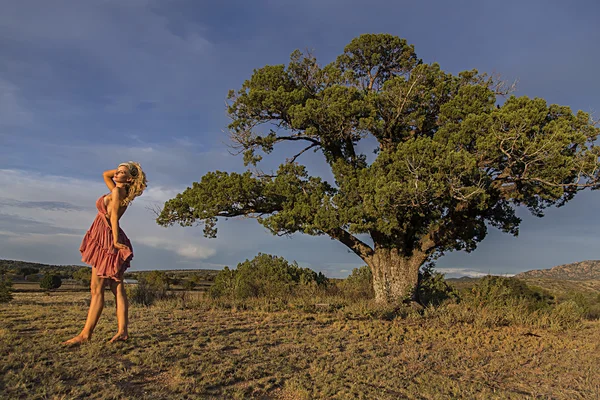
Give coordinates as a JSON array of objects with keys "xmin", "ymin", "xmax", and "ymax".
[{"xmin": 64, "ymin": 161, "xmax": 147, "ymax": 345}]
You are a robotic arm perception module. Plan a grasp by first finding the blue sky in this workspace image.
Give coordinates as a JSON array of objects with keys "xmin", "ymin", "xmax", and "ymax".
[{"xmin": 1, "ymin": 0, "xmax": 599, "ymax": 278}]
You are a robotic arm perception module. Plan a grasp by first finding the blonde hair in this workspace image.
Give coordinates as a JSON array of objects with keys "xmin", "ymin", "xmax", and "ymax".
[{"xmin": 118, "ymin": 161, "xmax": 147, "ymax": 206}]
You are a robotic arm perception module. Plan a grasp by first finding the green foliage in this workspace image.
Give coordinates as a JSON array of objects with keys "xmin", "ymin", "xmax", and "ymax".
[
  {"xmin": 144, "ymin": 271, "xmax": 171, "ymax": 291},
  {"xmin": 338, "ymin": 266, "xmax": 374, "ymax": 299},
  {"xmin": 210, "ymin": 253, "xmax": 328, "ymax": 300},
  {"xmin": 72, "ymin": 268, "xmax": 91, "ymax": 286},
  {"xmin": 547, "ymin": 301, "xmax": 585, "ymax": 329},
  {"xmin": 417, "ymin": 264, "xmax": 459, "ymax": 307},
  {"xmin": 39, "ymin": 274, "xmax": 62, "ymax": 290},
  {"xmin": 0, "ymin": 268, "xmax": 13, "ymax": 303},
  {"xmin": 128, "ymin": 272, "xmax": 172, "ymax": 306},
  {"xmin": 468, "ymin": 275, "xmax": 552, "ymax": 311},
  {"xmin": 168, "ymin": 275, "xmax": 181, "ymax": 286},
  {"xmin": 183, "ymin": 280, "xmax": 196, "ymax": 291},
  {"xmin": 158, "ymin": 33, "xmax": 600, "ymax": 302},
  {"xmin": 0, "ymin": 260, "xmax": 83, "ymax": 281},
  {"xmin": 210, "ymin": 267, "xmax": 238, "ymax": 299},
  {"xmin": 562, "ymin": 290, "xmax": 600, "ymax": 320},
  {"xmin": 19, "ymin": 267, "xmax": 39, "ymax": 279}
]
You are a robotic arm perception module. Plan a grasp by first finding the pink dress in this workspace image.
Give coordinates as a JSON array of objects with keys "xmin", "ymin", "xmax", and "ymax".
[{"xmin": 80, "ymin": 194, "xmax": 133, "ymax": 281}]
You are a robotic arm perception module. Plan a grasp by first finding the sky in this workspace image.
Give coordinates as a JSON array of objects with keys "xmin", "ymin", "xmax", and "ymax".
[{"xmin": 1, "ymin": 0, "xmax": 599, "ymax": 278}]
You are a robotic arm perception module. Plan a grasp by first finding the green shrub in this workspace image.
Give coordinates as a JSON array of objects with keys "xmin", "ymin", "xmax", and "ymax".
[
  {"xmin": 337, "ymin": 266, "xmax": 374, "ymax": 300},
  {"xmin": 210, "ymin": 266, "xmax": 237, "ymax": 298},
  {"xmin": 561, "ymin": 291, "xmax": 600, "ymax": 320},
  {"xmin": 547, "ymin": 300, "xmax": 585, "ymax": 330},
  {"xmin": 0, "ymin": 270, "xmax": 13, "ymax": 303},
  {"xmin": 467, "ymin": 275, "xmax": 552, "ymax": 311},
  {"xmin": 144, "ymin": 271, "xmax": 171, "ymax": 292},
  {"xmin": 128, "ymin": 271, "xmax": 172, "ymax": 306},
  {"xmin": 40, "ymin": 274, "xmax": 62, "ymax": 290},
  {"xmin": 72, "ymin": 267, "xmax": 91, "ymax": 286},
  {"xmin": 210, "ymin": 254, "xmax": 328, "ymax": 300},
  {"xmin": 417, "ymin": 264, "xmax": 459, "ymax": 307},
  {"xmin": 25, "ymin": 274, "xmax": 40, "ymax": 282},
  {"xmin": 190, "ymin": 273, "xmax": 204, "ymax": 285},
  {"xmin": 183, "ymin": 280, "xmax": 196, "ymax": 291},
  {"xmin": 19, "ymin": 267, "xmax": 39, "ymax": 280},
  {"xmin": 127, "ymin": 281, "xmax": 156, "ymax": 306}
]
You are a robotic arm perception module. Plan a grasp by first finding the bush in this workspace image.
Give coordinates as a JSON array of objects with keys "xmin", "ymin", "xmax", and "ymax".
[
  {"xmin": 0, "ymin": 270, "xmax": 13, "ymax": 303},
  {"xmin": 72, "ymin": 267, "xmax": 91, "ymax": 286},
  {"xmin": 338, "ymin": 266, "xmax": 374, "ymax": 300},
  {"xmin": 210, "ymin": 267, "xmax": 237, "ymax": 298},
  {"xmin": 190, "ymin": 273, "xmax": 204, "ymax": 285},
  {"xmin": 560, "ymin": 291, "xmax": 600, "ymax": 320},
  {"xmin": 467, "ymin": 275, "xmax": 552, "ymax": 311},
  {"xmin": 127, "ymin": 271, "xmax": 172, "ymax": 306},
  {"xmin": 40, "ymin": 274, "xmax": 62, "ymax": 290},
  {"xmin": 20, "ymin": 267, "xmax": 39, "ymax": 280},
  {"xmin": 210, "ymin": 253, "xmax": 329, "ymax": 300},
  {"xmin": 183, "ymin": 280, "xmax": 196, "ymax": 291},
  {"xmin": 417, "ymin": 264, "xmax": 459, "ymax": 307},
  {"xmin": 547, "ymin": 300, "xmax": 585, "ymax": 330}
]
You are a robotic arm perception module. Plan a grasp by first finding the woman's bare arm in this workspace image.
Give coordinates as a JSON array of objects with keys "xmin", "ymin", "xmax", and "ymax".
[
  {"xmin": 103, "ymin": 169, "xmax": 117, "ymax": 191},
  {"xmin": 109, "ymin": 187, "xmax": 124, "ymax": 247}
]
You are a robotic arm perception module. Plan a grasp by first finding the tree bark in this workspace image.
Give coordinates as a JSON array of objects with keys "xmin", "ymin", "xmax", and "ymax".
[{"xmin": 366, "ymin": 248, "xmax": 427, "ymax": 303}]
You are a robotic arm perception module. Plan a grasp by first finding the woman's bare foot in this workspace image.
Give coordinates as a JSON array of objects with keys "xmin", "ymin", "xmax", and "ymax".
[
  {"xmin": 62, "ymin": 334, "xmax": 90, "ymax": 346},
  {"xmin": 109, "ymin": 332, "xmax": 128, "ymax": 343}
]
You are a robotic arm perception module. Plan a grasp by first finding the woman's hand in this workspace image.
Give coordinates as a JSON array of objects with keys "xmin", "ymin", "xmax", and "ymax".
[
  {"xmin": 113, "ymin": 242, "xmax": 128, "ymax": 250},
  {"xmin": 103, "ymin": 169, "xmax": 118, "ymax": 191}
]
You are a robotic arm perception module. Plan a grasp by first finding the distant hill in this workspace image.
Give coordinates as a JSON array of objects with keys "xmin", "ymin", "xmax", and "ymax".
[
  {"xmin": 0, "ymin": 259, "xmax": 220, "ymax": 280},
  {"xmin": 0, "ymin": 259, "xmax": 84, "ymax": 274},
  {"xmin": 515, "ymin": 260, "xmax": 600, "ymax": 281}
]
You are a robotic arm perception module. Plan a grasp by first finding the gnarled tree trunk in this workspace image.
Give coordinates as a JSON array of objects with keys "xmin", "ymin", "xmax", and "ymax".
[{"xmin": 366, "ymin": 248, "xmax": 427, "ymax": 303}]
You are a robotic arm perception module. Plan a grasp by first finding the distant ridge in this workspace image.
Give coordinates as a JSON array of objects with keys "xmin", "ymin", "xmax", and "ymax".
[
  {"xmin": 515, "ymin": 260, "xmax": 600, "ymax": 280},
  {"xmin": 0, "ymin": 259, "xmax": 218, "ymax": 274},
  {"xmin": 0, "ymin": 259, "xmax": 83, "ymax": 270}
]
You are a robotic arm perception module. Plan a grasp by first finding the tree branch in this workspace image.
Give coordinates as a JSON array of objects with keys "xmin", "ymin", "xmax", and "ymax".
[
  {"xmin": 273, "ymin": 135, "xmax": 321, "ymax": 145},
  {"xmin": 287, "ymin": 142, "xmax": 320, "ymax": 163},
  {"xmin": 329, "ymin": 228, "xmax": 374, "ymax": 259}
]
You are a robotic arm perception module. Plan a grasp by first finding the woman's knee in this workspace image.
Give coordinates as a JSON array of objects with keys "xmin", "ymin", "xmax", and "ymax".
[
  {"xmin": 115, "ymin": 282, "xmax": 127, "ymax": 296},
  {"xmin": 90, "ymin": 281, "xmax": 104, "ymax": 296}
]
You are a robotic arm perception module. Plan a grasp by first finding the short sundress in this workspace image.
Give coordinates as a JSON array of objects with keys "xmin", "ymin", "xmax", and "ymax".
[{"xmin": 79, "ymin": 194, "xmax": 133, "ymax": 281}]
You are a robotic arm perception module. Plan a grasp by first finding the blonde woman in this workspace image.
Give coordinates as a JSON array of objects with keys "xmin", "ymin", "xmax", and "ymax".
[{"xmin": 64, "ymin": 161, "xmax": 147, "ymax": 345}]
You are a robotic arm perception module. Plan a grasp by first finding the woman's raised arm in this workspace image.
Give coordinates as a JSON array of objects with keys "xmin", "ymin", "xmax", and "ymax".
[{"xmin": 103, "ymin": 169, "xmax": 117, "ymax": 191}]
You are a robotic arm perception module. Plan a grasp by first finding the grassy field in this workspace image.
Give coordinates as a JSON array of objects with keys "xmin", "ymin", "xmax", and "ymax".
[{"xmin": 1, "ymin": 289, "xmax": 600, "ymax": 399}]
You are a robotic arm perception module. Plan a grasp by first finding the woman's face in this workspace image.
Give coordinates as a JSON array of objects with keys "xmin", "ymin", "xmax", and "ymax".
[{"xmin": 114, "ymin": 165, "xmax": 132, "ymax": 183}]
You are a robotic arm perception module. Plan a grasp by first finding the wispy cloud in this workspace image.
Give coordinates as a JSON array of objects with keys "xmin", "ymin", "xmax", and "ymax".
[
  {"xmin": 0, "ymin": 78, "xmax": 32, "ymax": 127},
  {"xmin": 435, "ymin": 268, "xmax": 498, "ymax": 278},
  {"xmin": 136, "ymin": 236, "xmax": 216, "ymax": 260},
  {"xmin": 0, "ymin": 137, "xmax": 241, "ymax": 188},
  {"xmin": 0, "ymin": 213, "xmax": 84, "ymax": 236},
  {"xmin": 0, "ymin": 198, "xmax": 84, "ymax": 211}
]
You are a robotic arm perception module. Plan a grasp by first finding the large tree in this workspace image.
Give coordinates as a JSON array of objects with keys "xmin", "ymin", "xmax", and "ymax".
[{"xmin": 157, "ymin": 34, "xmax": 600, "ymax": 303}]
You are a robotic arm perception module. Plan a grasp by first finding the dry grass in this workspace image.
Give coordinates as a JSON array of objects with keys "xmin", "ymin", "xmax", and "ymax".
[{"xmin": 1, "ymin": 291, "xmax": 599, "ymax": 399}]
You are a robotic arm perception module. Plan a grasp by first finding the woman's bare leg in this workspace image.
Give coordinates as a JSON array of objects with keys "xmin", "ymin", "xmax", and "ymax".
[
  {"xmin": 63, "ymin": 267, "xmax": 106, "ymax": 345},
  {"xmin": 109, "ymin": 280, "xmax": 129, "ymax": 342},
  {"xmin": 109, "ymin": 280, "xmax": 118, "ymax": 315}
]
